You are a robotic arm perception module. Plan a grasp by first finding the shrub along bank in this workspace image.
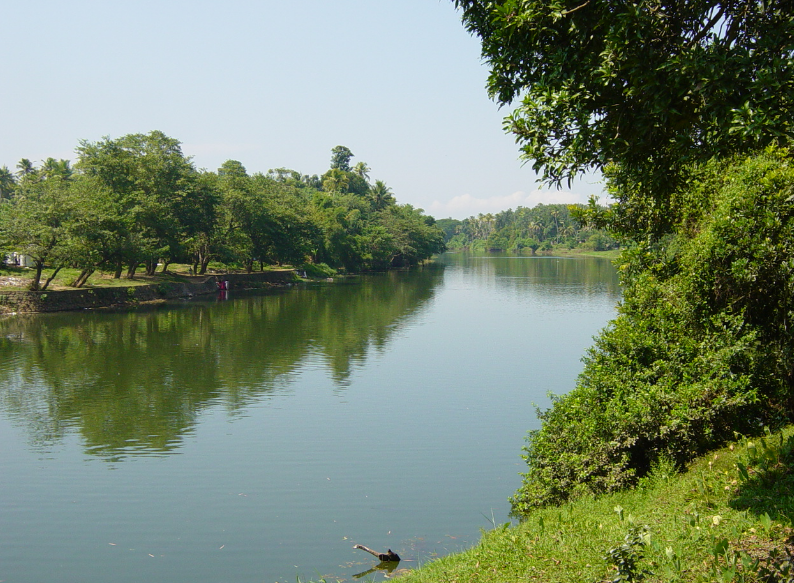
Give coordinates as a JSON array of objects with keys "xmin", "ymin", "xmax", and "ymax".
[
  {"xmin": 400, "ymin": 426, "xmax": 794, "ymax": 583},
  {"xmin": 511, "ymin": 150, "xmax": 794, "ymax": 515}
]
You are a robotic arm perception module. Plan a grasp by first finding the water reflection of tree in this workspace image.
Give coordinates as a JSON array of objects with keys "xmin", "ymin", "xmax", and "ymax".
[{"xmin": 0, "ymin": 267, "xmax": 442, "ymax": 458}]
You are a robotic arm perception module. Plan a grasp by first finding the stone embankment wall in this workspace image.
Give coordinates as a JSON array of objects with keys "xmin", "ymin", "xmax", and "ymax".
[{"xmin": 0, "ymin": 271, "xmax": 299, "ymax": 314}]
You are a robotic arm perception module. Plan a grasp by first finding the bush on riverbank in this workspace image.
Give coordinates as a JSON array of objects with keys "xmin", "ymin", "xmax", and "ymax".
[
  {"xmin": 298, "ymin": 262, "xmax": 336, "ymax": 278},
  {"xmin": 511, "ymin": 150, "xmax": 794, "ymax": 514},
  {"xmin": 400, "ymin": 425, "xmax": 794, "ymax": 583}
]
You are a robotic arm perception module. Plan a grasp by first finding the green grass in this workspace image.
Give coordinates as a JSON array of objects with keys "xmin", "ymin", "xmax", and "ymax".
[
  {"xmin": 0, "ymin": 262, "xmax": 300, "ymax": 291},
  {"xmin": 395, "ymin": 426, "xmax": 794, "ymax": 583},
  {"xmin": 0, "ymin": 265, "xmax": 199, "ymax": 291}
]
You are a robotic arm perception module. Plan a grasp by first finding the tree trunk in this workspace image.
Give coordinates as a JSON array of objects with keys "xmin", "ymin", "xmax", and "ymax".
[
  {"xmin": 40, "ymin": 265, "xmax": 63, "ymax": 290},
  {"xmin": 114, "ymin": 260, "xmax": 123, "ymax": 279},
  {"xmin": 126, "ymin": 262, "xmax": 138, "ymax": 279},
  {"xmin": 196, "ymin": 247, "xmax": 208, "ymax": 275},
  {"xmin": 245, "ymin": 259, "xmax": 253, "ymax": 274},
  {"xmin": 29, "ymin": 261, "xmax": 44, "ymax": 291},
  {"xmin": 161, "ymin": 260, "xmax": 170, "ymax": 273},
  {"xmin": 71, "ymin": 268, "xmax": 94, "ymax": 288}
]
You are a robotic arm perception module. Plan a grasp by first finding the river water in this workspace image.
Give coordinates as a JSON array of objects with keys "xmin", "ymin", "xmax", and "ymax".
[{"xmin": 0, "ymin": 253, "xmax": 620, "ymax": 582}]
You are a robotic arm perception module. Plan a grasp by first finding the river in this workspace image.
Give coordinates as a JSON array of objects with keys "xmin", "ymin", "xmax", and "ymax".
[{"xmin": 0, "ymin": 252, "xmax": 620, "ymax": 582}]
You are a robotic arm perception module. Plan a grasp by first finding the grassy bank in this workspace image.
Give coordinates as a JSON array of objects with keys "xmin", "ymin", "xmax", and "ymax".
[
  {"xmin": 0, "ymin": 264, "xmax": 201, "ymax": 291},
  {"xmin": 0, "ymin": 262, "xmax": 300, "ymax": 292},
  {"xmin": 388, "ymin": 427, "xmax": 794, "ymax": 582},
  {"xmin": 0, "ymin": 264, "xmax": 306, "ymax": 313}
]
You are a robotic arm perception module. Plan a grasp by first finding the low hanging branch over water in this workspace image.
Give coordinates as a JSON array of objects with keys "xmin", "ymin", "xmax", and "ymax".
[{"xmin": 353, "ymin": 544, "xmax": 400, "ymax": 562}]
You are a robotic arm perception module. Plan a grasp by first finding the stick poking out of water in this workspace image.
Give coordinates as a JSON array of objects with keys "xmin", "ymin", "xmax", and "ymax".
[{"xmin": 353, "ymin": 544, "xmax": 400, "ymax": 562}]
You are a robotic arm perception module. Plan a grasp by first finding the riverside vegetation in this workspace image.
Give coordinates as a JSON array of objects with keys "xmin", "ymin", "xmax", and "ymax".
[
  {"xmin": 0, "ymin": 140, "xmax": 445, "ymax": 291},
  {"xmin": 400, "ymin": 426, "xmax": 794, "ymax": 583}
]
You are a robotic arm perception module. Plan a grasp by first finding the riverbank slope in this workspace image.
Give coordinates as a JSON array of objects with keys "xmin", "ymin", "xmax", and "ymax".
[{"xmin": 395, "ymin": 426, "xmax": 793, "ymax": 582}]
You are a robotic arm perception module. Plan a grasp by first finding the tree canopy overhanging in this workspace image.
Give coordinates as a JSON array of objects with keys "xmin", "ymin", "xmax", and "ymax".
[{"xmin": 455, "ymin": 0, "xmax": 794, "ymax": 235}]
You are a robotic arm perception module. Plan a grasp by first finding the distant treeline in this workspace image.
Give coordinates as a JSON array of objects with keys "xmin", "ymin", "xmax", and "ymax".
[
  {"xmin": 0, "ymin": 133, "xmax": 445, "ymax": 290},
  {"xmin": 437, "ymin": 204, "xmax": 618, "ymax": 253}
]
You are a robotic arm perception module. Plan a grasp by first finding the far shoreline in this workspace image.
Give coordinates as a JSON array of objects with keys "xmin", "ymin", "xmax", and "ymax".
[
  {"xmin": 0, "ymin": 250, "xmax": 620, "ymax": 314},
  {"xmin": 444, "ymin": 247, "xmax": 620, "ymax": 259}
]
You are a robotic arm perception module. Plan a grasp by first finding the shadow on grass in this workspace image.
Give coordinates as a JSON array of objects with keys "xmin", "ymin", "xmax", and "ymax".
[{"xmin": 728, "ymin": 431, "xmax": 794, "ymax": 525}]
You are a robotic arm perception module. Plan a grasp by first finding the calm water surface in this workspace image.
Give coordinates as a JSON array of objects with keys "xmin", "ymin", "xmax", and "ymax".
[{"xmin": 0, "ymin": 253, "xmax": 620, "ymax": 582}]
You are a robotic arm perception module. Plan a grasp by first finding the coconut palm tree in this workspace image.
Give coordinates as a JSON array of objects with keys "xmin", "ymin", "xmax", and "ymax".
[
  {"xmin": 16, "ymin": 158, "xmax": 34, "ymax": 178},
  {"xmin": 41, "ymin": 158, "xmax": 72, "ymax": 180},
  {"xmin": 322, "ymin": 168, "xmax": 349, "ymax": 193},
  {"xmin": 353, "ymin": 161, "xmax": 371, "ymax": 182},
  {"xmin": 526, "ymin": 219, "xmax": 540, "ymax": 238},
  {"xmin": 368, "ymin": 180, "xmax": 394, "ymax": 210},
  {"xmin": 550, "ymin": 208, "xmax": 561, "ymax": 242}
]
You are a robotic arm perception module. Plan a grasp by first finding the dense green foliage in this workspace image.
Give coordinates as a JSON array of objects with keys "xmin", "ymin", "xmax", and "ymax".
[
  {"xmin": 0, "ymin": 133, "xmax": 445, "ymax": 289},
  {"xmin": 439, "ymin": 203, "xmax": 618, "ymax": 252},
  {"xmin": 511, "ymin": 150, "xmax": 794, "ymax": 514},
  {"xmin": 455, "ymin": 0, "xmax": 794, "ymax": 236}
]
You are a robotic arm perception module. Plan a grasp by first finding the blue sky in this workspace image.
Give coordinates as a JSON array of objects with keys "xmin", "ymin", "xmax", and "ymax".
[{"xmin": 2, "ymin": 0, "xmax": 604, "ymax": 219}]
